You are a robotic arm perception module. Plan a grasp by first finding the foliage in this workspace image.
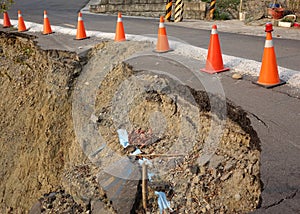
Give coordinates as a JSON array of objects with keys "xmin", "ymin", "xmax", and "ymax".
[
  {"xmin": 215, "ymin": 0, "xmax": 240, "ymax": 12},
  {"xmin": 280, "ymin": 15, "xmax": 296, "ymax": 23},
  {"xmin": 214, "ymin": 0, "xmax": 240, "ymax": 20},
  {"xmin": 201, "ymin": 0, "xmax": 240, "ymax": 20},
  {"xmin": 214, "ymin": 10, "xmax": 230, "ymax": 20},
  {"xmin": 0, "ymin": 0, "xmax": 14, "ymax": 13}
]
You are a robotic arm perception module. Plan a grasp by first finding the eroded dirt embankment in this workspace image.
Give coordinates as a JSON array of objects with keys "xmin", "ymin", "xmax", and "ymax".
[
  {"xmin": 0, "ymin": 31, "xmax": 261, "ymax": 214},
  {"xmin": 0, "ymin": 31, "xmax": 89, "ymax": 213}
]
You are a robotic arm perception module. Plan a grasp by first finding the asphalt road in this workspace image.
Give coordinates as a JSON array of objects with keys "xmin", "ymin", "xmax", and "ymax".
[{"xmin": 6, "ymin": 0, "xmax": 300, "ymax": 71}]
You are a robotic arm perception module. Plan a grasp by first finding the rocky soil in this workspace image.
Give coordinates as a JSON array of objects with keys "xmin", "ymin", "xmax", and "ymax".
[
  {"xmin": 93, "ymin": 62, "xmax": 262, "ymax": 213},
  {"xmin": 0, "ymin": 31, "xmax": 102, "ymax": 213},
  {"xmin": 1, "ymin": 31, "xmax": 262, "ymax": 213}
]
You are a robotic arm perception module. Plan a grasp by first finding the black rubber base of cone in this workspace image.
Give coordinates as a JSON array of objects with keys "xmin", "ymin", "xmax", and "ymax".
[
  {"xmin": 74, "ymin": 36, "xmax": 90, "ymax": 41},
  {"xmin": 253, "ymin": 79, "xmax": 286, "ymax": 89},
  {"xmin": 42, "ymin": 32, "xmax": 55, "ymax": 35},
  {"xmin": 200, "ymin": 67, "xmax": 230, "ymax": 74},
  {"xmin": 18, "ymin": 28, "xmax": 30, "ymax": 32},
  {"xmin": 114, "ymin": 39, "xmax": 126, "ymax": 42},
  {"xmin": 153, "ymin": 48, "xmax": 174, "ymax": 54}
]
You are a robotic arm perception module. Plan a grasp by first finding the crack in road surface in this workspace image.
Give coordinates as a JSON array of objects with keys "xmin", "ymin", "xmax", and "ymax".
[
  {"xmin": 247, "ymin": 111, "xmax": 268, "ymax": 128},
  {"xmin": 263, "ymin": 189, "xmax": 299, "ymax": 209}
]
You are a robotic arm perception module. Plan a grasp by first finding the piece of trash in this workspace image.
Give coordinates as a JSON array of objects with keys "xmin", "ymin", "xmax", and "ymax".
[
  {"xmin": 128, "ymin": 128, "xmax": 159, "ymax": 148},
  {"xmin": 131, "ymin": 148, "xmax": 142, "ymax": 155},
  {"xmin": 155, "ymin": 191, "xmax": 173, "ymax": 214},
  {"xmin": 117, "ymin": 129, "xmax": 129, "ymax": 148},
  {"xmin": 129, "ymin": 153, "xmax": 186, "ymax": 157},
  {"xmin": 142, "ymin": 163, "xmax": 148, "ymax": 210},
  {"xmin": 138, "ymin": 158, "xmax": 152, "ymax": 166},
  {"xmin": 137, "ymin": 158, "xmax": 154, "ymax": 181},
  {"xmin": 148, "ymin": 172, "xmax": 155, "ymax": 181}
]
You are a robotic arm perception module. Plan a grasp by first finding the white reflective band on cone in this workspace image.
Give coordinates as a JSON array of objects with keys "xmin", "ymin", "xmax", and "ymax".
[
  {"xmin": 159, "ymin": 23, "xmax": 164, "ymax": 28},
  {"xmin": 117, "ymin": 18, "xmax": 122, "ymax": 22},
  {"xmin": 265, "ymin": 40, "xmax": 273, "ymax": 48},
  {"xmin": 78, "ymin": 17, "xmax": 83, "ymax": 21},
  {"xmin": 44, "ymin": 14, "xmax": 48, "ymax": 18},
  {"xmin": 18, "ymin": 14, "xmax": 22, "ymax": 18},
  {"xmin": 211, "ymin": 29, "xmax": 217, "ymax": 34}
]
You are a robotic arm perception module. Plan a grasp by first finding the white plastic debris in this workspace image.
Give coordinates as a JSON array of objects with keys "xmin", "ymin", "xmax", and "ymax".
[
  {"xmin": 147, "ymin": 172, "xmax": 155, "ymax": 181},
  {"xmin": 117, "ymin": 129, "xmax": 129, "ymax": 148},
  {"xmin": 138, "ymin": 158, "xmax": 154, "ymax": 181},
  {"xmin": 155, "ymin": 191, "xmax": 173, "ymax": 214},
  {"xmin": 131, "ymin": 148, "xmax": 142, "ymax": 155},
  {"xmin": 138, "ymin": 158, "xmax": 152, "ymax": 166}
]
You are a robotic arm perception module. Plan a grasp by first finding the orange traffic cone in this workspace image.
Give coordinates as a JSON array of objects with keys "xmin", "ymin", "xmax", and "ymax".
[
  {"xmin": 76, "ymin": 12, "xmax": 87, "ymax": 40},
  {"xmin": 256, "ymin": 23, "xmax": 285, "ymax": 88},
  {"xmin": 200, "ymin": 25, "xmax": 229, "ymax": 74},
  {"xmin": 114, "ymin": 12, "xmax": 126, "ymax": 42},
  {"xmin": 42, "ymin": 10, "xmax": 53, "ymax": 35},
  {"xmin": 18, "ymin": 10, "xmax": 27, "ymax": 32},
  {"xmin": 155, "ymin": 16, "xmax": 171, "ymax": 53},
  {"xmin": 3, "ymin": 11, "xmax": 12, "ymax": 28}
]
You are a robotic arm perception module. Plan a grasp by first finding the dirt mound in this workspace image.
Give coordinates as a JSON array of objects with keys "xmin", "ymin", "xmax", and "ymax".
[{"xmin": 93, "ymin": 62, "xmax": 262, "ymax": 213}]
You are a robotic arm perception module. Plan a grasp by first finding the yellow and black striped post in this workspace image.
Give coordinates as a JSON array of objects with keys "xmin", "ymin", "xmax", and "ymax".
[
  {"xmin": 209, "ymin": 0, "xmax": 216, "ymax": 20},
  {"xmin": 165, "ymin": 0, "xmax": 172, "ymax": 22},
  {"xmin": 174, "ymin": 0, "xmax": 184, "ymax": 22}
]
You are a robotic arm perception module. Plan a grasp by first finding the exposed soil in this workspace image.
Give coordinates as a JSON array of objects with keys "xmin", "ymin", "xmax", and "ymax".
[
  {"xmin": 0, "ymin": 31, "xmax": 261, "ymax": 214},
  {"xmin": 94, "ymin": 62, "xmax": 262, "ymax": 213},
  {"xmin": 0, "ymin": 31, "xmax": 89, "ymax": 213}
]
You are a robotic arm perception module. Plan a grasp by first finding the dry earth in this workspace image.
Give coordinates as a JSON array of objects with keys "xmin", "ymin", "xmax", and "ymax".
[{"xmin": 1, "ymin": 31, "xmax": 262, "ymax": 214}]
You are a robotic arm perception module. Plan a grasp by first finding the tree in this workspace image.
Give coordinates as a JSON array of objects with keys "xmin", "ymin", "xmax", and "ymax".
[{"xmin": 1, "ymin": 0, "xmax": 14, "ymax": 13}]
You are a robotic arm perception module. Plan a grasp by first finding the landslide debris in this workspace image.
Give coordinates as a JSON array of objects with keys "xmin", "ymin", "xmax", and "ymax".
[
  {"xmin": 92, "ymin": 62, "xmax": 262, "ymax": 213},
  {"xmin": 0, "ymin": 31, "xmax": 262, "ymax": 214}
]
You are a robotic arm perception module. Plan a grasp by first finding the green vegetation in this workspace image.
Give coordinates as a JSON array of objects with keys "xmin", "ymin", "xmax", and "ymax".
[
  {"xmin": 280, "ymin": 15, "xmax": 296, "ymax": 23},
  {"xmin": 0, "ymin": 0, "xmax": 14, "ymax": 13},
  {"xmin": 214, "ymin": 0, "xmax": 240, "ymax": 10},
  {"xmin": 201, "ymin": 0, "xmax": 240, "ymax": 20},
  {"xmin": 214, "ymin": 10, "xmax": 231, "ymax": 20},
  {"xmin": 214, "ymin": 0, "xmax": 240, "ymax": 20}
]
